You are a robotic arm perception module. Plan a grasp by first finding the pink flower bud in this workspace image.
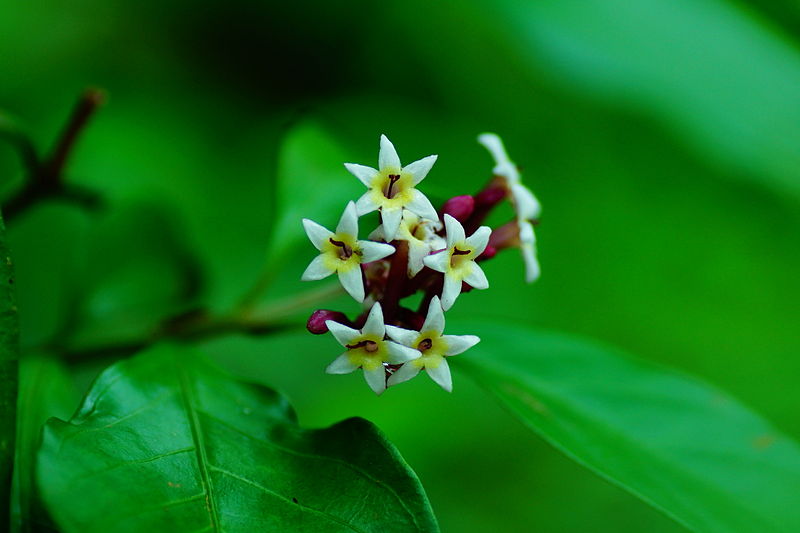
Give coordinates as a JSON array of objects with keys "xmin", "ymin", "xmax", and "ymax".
[
  {"xmin": 307, "ymin": 310, "xmax": 350, "ymax": 334},
  {"xmin": 441, "ymin": 195, "xmax": 475, "ymax": 222}
]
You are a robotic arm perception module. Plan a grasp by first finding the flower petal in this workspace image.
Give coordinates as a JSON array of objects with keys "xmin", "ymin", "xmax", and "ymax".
[
  {"xmin": 522, "ymin": 243, "xmax": 541, "ymax": 283},
  {"xmin": 466, "ymin": 225, "xmax": 491, "ymax": 256},
  {"xmin": 325, "ymin": 320, "xmax": 360, "ymax": 346},
  {"xmin": 406, "ymin": 239, "xmax": 430, "ymax": 276},
  {"xmin": 338, "ymin": 267, "xmax": 365, "ymax": 302},
  {"xmin": 404, "ymin": 154, "xmax": 438, "ymax": 185},
  {"xmin": 302, "ymin": 219, "xmax": 333, "ymax": 250},
  {"xmin": 443, "ymin": 334, "xmax": 480, "ymax": 356},
  {"xmin": 406, "ymin": 189, "xmax": 440, "ymax": 222},
  {"xmin": 443, "ymin": 214, "xmax": 466, "ymax": 248},
  {"xmin": 510, "ymin": 182, "xmax": 541, "ymax": 220},
  {"xmin": 301, "ymin": 255, "xmax": 334, "ymax": 281},
  {"xmin": 344, "ymin": 163, "xmax": 378, "ymax": 187},
  {"xmin": 387, "ymin": 363, "xmax": 422, "ymax": 387},
  {"xmin": 336, "ymin": 201, "xmax": 359, "ymax": 236},
  {"xmin": 386, "ymin": 341, "xmax": 421, "ymax": 364},
  {"xmin": 427, "ymin": 358, "xmax": 453, "ymax": 392},
  {"xmin": 326, "ymin": 353, "xmax": 359, "ymax": 374},
  {"xmin": 362, "ymin": 302, "xmax": 385, "ymax": 337},
  {"xmin": 355, "ymin": 191, "xmax": 379, "ymax": 216},
  {"xmin": 380, "ymin": 207, "xmax": 403, "ymax": 241},
  {"xmin": 359, "ymin": 240, "xmax": 395, "ymax": 263},
  {"xmin": 422, "ymin": 250, "xmax": 448, "ymax": 273},
  {"xmin": 364, "ymin": 366, "xmax": 387, "ymax": 395},
  {"xmin": 379, "ymin": 134, "xmax": 401, "ymax": 171},
  {"xmin": 421, "ymin": 295, "xmax": 445, "ymax": 335},
  {"xmin": 477, "ymin": 133, "xmax": 509, "ymax": 165},
  {"xmin": 464, "ymin": 263, "xmax": 489, "ymax": 290},
  {"xmin": 385, "ymin": 324, "xmax": 419, "ymax": 347},
  {"xmin": 441, "ymin": 273, "xmax": 462, "ymax": 311}
]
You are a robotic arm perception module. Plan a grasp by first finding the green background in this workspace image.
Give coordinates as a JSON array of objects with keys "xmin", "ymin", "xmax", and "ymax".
[{"xmin": 2, "ymin": 0, "xmax": 800, "ymax": 531}]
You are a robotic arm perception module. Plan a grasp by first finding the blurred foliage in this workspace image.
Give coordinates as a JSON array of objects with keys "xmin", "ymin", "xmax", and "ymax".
[{"xmin": 2, "ymin": 0, "xmax": 800, "ymax": 531}]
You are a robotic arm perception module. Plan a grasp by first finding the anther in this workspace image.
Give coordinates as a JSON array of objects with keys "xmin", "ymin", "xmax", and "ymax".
[
  {"xmin": 418, "ymin": 338, "xmax": 433, "ymax": 351},
  {"xmin": 329, "ymin": 238, "xmax": 353, "ymax": 259},
  {"xmin": 385, "ymin": 174, "xmax": 402, "ymax": 199}
]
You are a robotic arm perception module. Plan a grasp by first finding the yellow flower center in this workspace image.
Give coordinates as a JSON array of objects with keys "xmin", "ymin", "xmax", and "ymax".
[
  {"xmin": 321, "ymin": 233, "xmax": 361, "ymax": 273},
  {"xmin": 345, "ymin": 334, "xmax": 387, "ymax": 371},
  {"xmin": 411, "ymin": 331, "xmax": 448, "ymax": 369},
  {"xmin": 447, "ymin": 243, "xmax": 476, "ymax": 279},
  {"xmin": 370, "ymin": 168, "xmax": 414, "ymax": 209}
]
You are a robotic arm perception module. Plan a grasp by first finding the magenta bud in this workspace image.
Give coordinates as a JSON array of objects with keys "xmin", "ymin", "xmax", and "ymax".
[
  {"xmin": 307, "ymin": 309, "xmax": 349, "ymax": 335},
  {"xmin": 474, "ymin": 184, "xmax": 506, "ymax": 208},
  {"xmin": 441, "ymin": 195, "xmax": 475, "ymax": 222},
  {"xmin": 479, "ymin": 245, "xmax": 497, "ymax": 260}
]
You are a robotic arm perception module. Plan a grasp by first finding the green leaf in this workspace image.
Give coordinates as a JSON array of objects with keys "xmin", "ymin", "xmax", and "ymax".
[
  {"xmin": 11, "ymin": 355, "xmax": 76, "ymax": 532},
  {"xmin": 491, "ymin": 0, "xmax": 800, "ymax": 199},
  {"xmin": 0, "ymin": 212, "xmax": 19, "ymax": 529},
  {"xmin": 260, "ymin": 123, "xmax": 362, "ymax": 285},
  {"xmin": 457, "ymin": 320, "xmax": 800, "ymax": 533},
  {"xmin": 37, "ymin": 345, "xmax": 439, "ymax": 533}
]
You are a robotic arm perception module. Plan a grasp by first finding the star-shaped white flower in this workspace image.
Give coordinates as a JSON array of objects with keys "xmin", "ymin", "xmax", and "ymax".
[
  {"xmin": 345, "ymin": 135, "xmax": 440, "ymax": 241},
  {"xmin": 477, "ymin": 132, "xmax": 541, "ymax": 221},
  {"xmin": 422, "ymin": 215, "xmax": 491, "ymax": 311},
  {"xmin": 385, "ymin": 296, "xmax": 479, "ymax": 392},
  {"xmin": 518, "ymin": 220, "xmax": 540, "ymax": 283},
  {"xmin": 325, "ymin": 302, "xmax": 421, "ymax": 395},
  {"xmin": 370, "ymin": 211, "xmax": 445, "ymax": 276},
  {"xmin": 302, "ymin": 201, "xmax": 395, "ymax": 302}
]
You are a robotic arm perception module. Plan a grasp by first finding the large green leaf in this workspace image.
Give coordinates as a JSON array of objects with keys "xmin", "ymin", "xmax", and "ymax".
[
  {"xmin": 37, "ymin": 345, "xmax": 439, "ymax": 533},
  {"xmin": 0, "ymin": 212, "xmax": 19, "ymax": 529},
  {"xmin": 457, "ymin": 320, "xmax": 800, "ymax": 533}
]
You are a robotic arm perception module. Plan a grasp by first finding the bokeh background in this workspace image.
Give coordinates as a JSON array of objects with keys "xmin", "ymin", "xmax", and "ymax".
[{"xmin": 2, "ymin": 0, "xmax": 800, "ymax": 531}]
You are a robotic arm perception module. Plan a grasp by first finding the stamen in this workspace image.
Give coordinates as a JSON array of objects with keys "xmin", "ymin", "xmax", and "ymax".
[
  {"xmin": 329, "ymin": 238, "xmax": 354, "ymax": 260},
  {"xmin": 346, "ymin": 340, "xmax": 380, "ymax": 352},
  {"xmin": 452, "ymin": 248, "xmax": 471, "ymax": 256},
  {"xmin": 385, "ymin": 174, "xmax": 402, "ymax": 199},
  {"xmin": 418, "ymin": 338, "xmax": 433, "ymax": 351}
]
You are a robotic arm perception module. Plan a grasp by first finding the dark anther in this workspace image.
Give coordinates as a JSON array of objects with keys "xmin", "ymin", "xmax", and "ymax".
[
  {"xmin": 329, "ymin": 238, "xmax": 354, "ymax": 259},
  {"xmin": 346, "ymin": 340, "xmax": 379, "ymax": 352},
  {"xmin": 385, "ymin": 174, "xmax": 402, "ymax": 199},
  {"xmin": 452, "ymin": 248, "xmax": 471, "ymax": 256},
  {"xmin": 418, "ymin": 338, "xmax": 433, "ymax": 351}
]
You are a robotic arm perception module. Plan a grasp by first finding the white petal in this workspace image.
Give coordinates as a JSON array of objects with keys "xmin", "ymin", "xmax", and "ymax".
[
  {"xmin": 301, "ymin": 255, "xmax": 334, "ymax": 281},
  {"xmin": 338, "ymin": 267, "xmax": 365, "ymax": 302},
  {"xmin": 380, "ymin": 207, "xmax": 403, "ymax": 241},
  {"xmin": 355, "ymin": 191, "xmax": 379, "ymax": 216},
  {"xmin": 406, "ymin": 189, "xmax": 439, "ymax": 222},
  {"xmin": 344, "ymin": 163, "xmax": 378, "ymax": 187},
  {"xmin": 421, "ymin": 295, "xmax": 445, "ymax": 334},
  {"xmin": 325, "ymin": 321, "xmax": 360, "ymax": 347},
  {"xmin": 387, "ymin": 363, "xmax": 421, "ymax": 387},
  {"xmin": 427, "ymin": 359, "xmax": 453, "ymax": 392},
  {"xmin": 441, "ymin": 274, "xmax": 462, "ymax": 311},
  {"xmin": 522, "ymin": 243, "xmax": 541, "ymax": 283},
  {"xmin": 386, "ymin": 342, "xmax": 421, "ymax": 364},
  {"xmin": 495, "ymin": 161, "xmax": 521, "ymax": 184},
  {"xmin": 464, "ymin": 263, "xmax": 489, "ymax": 290},
  {"xmin": 385, "ymin": 325, "xmax": 419, "ymax": 347},
  {"xmin": 368, "ymin": 225, "xmax": 385, "ymax": 241},
  {"xmin": 362, "ymin": 302, "xmax": 385, "ymax": 337},
  {"xmin": 406, "ymin": 239, "xmax": 430, "ymax": 276},
  {"xmin": 511, "ymin": 183, "xmax": 541, "ymax": 220},
  {"xmin": 404, "ymin": 154, "xmax": 438, "ymax": 185},
  {"xmin": 443, "ymin": 334, "xmax": 480, "ymax": 356},
  {"xmin": 466, "ymin": 226, "xmax": 491, "ymax": 255},
  {"xmin": 518, "ymin": 220, "xmax": 536, "ymax": 244},
  {"xmin": 359, "ymin": 240, "xmax": 395, "ymax": 263},
  {"xmin": 364, "ymin": 366, "xmax": 387, "ymax": 395},
  {"xmin": 422, "ymin": 250, "xmax": 448, "ymax": 273},
  {"xmin": 443, "ymin": 214, "xmax": 465, "ymax": 248},
  {"xmin": 379, "ymin": 134, "xmax": 401, "ymax": 171},
  {"xmin": 336, "ymin": 201, "xmax": 359, "ymax": 236},
  {"xmin": 302, "ymin": 219, "xmax": 333, "ymax": 250},
  {"xmin": 477, "ymin": 132, "xmax": 510, "ymax": 165},
  {"xmin": 326, "ymin": 353, "xmax": 358, "ymax": 374}
]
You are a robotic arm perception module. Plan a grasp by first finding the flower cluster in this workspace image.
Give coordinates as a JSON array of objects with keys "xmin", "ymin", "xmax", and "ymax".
[{"xmin": 302, "ymin": 134, "xmax": 541, "ymax": 394}]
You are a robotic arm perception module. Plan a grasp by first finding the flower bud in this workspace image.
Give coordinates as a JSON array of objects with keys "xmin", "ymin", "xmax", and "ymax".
[
  {"xmin": 441, "ymin": 195, "xmax": 475, "ymax": 222},
  {"xmin": 307, "ymin": 309, "xmax": 350, "ymax": 334}
]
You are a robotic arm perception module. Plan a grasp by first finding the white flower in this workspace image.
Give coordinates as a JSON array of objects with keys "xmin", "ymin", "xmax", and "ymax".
[
  {"xmin": 370, "ymin": 211, "xmax": 445, "ymax": 276},
  {"xmin": 385, "ymin": 296, "xmax": 479, "ymax": 392},
  {"xmin": 422, "ymin": 215, "xmax": 490, "ymax": 311},
  {"xmin": 325, "ymin": 302, "xmax": 421, "ymax": 395},
  {"xmin": 302, "ymin": 201, "xmax": 395, "ymax": 302},
  {"xmin": 345, "ymin": 135, "xmax": 440, "ymax": 241},
  {"xmin": 477, "ymin": 133, "xmax": 541, "ymax": 221},
  {"xmin": 518, "ymin": 220, "xmax": 540, "ymax": 283}
]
